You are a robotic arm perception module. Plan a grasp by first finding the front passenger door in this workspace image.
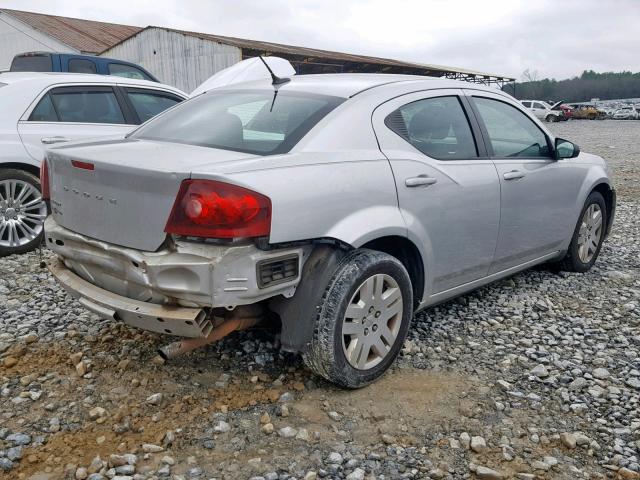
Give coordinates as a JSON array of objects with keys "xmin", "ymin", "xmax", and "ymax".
[
  {"xmin": 373, "ymin": 90, "xmax": 501, "ymax": 297},
  {"xmin": 466, "ymin": 92, "xmax": 585, "ymax": 273}
]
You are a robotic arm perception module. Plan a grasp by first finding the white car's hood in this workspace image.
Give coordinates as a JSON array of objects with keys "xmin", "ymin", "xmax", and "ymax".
[{"xmin": 191, "ymin": 57, "xmax": 296, "ymax": 96}]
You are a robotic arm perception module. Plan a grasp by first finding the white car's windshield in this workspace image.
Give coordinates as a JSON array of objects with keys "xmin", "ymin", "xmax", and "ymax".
[{"xmin": 132, "ymin": 89, "xmax": 344, "ymax": 155}]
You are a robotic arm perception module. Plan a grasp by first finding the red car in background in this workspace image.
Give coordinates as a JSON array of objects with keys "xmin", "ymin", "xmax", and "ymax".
[{"xmin": 559, "ymin": 104, "xmax": 573, "ymax": 120}]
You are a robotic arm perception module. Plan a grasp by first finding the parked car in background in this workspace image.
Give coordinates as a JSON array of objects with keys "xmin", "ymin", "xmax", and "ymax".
[
  {"xmin": 43, "ymin": 72, "xmax": 615, "ymax": 388},
  {"xmin": 520, "ymin": 100, "xmax": 564, "ymax": 122},
  {"xmin": 0, "ymin": 72, "xmax": 186, "ymax": 256},
  {"xmin": 559, "ymin": 104, "xmax": 573, "ymax": 119},
  {"xmin": 11, "ymin": 52, "xmax": 158, "ymax": 82},
  {"xmin": 612, "ymin": 107, "xmax": 638, "ymax": 120},
  {"xmin": 571, "ymin": 105, "xmax": 605, "ymax": 120}
]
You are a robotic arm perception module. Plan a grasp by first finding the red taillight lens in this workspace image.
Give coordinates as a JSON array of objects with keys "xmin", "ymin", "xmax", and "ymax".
[
  {"xmin": 165, "ymin": 180, "xmax": 271, "ymax": 239},
  {"xmin": 40, "ymin": 158, "xmax": 50, "ymax": 200}
]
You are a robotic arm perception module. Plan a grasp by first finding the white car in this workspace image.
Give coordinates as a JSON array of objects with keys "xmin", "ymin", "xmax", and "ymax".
[
  {"xmin": 612, "ymin": 107, "xmax": 638, "ymax": 120},
  {"xmin": 0, "ymin": 72, "xmax": 186, "ymax": 256},
  {"xmin": 520, "ymin": 100, "xmax": 564, "ymax": 122}
]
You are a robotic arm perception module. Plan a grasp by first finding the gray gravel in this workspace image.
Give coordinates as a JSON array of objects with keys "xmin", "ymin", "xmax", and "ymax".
[{"xmin": 1, "ymin": 120, "xmax": 639, "ymax": 479}]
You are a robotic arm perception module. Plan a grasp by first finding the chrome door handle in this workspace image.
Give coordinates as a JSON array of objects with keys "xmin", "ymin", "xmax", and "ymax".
[
  {"xmin": 405, "ymin": 175, "xmax": 437, "ymax": 187},
  {"xmin": 41, "ymin": 136, "xmax": 70, "ymax": 145},
  {"xmin": 503, "ymin": 170, "xmax": 526, "ymax": 180}
]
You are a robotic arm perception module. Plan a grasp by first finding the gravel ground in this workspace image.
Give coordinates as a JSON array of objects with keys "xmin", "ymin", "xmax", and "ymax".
[{"xmin": 0, "ymin": 120, "xmax": 639, "ymax": 480}]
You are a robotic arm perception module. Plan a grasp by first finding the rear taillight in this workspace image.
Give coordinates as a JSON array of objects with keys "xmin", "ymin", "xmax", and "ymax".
[
  {"xmin": 40, "ymin": 158, "xmax": 50, "ymax": 200},
  {"xmin": 165, "ymin": 180, "xmax": 271, "ymax": 239}
]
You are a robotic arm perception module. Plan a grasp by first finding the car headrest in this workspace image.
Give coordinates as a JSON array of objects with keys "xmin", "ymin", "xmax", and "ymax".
[
  {"xmin": 211, "ymin": 112, "xmax": 243, "ymax": 145},
  {"xmin": 87, "ymin": 93, "xmax": 112, "ymax": 118},
  {"xmin": 57, "ymin": 93, "xmax": 85, "ymax": 115},
  {"xmin": 408, "ymin": 105, "xmax": 452, "ymax": 140}
]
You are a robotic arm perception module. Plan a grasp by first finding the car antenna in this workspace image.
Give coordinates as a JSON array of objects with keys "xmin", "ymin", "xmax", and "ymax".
[
  {"xmin": 259, "ymin": 56, "xmax": 290, "ymax": 86},
  {"xmin": 258, "ymin": 56, "xmax": 290, "ymax": 112}
]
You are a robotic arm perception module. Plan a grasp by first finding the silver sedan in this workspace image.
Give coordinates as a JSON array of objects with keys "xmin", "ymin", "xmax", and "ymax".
[{"xmin": 43, "ymin": 73, "xmax": 615, "ymax": 388}]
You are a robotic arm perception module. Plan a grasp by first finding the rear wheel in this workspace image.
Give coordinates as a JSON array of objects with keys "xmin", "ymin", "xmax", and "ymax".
[
  {"xmin": 0, "ymin": 169, "xmax": 47, "ymax": 257},
  {"xmin": 303, "ymin": 249, "xmax": 413, "ymax": 388},
  {"xmin": 556, "ymin": 191, "xmax": 606, "ymax": 272}
]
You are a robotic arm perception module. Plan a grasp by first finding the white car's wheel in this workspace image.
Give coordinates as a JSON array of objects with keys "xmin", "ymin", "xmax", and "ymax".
[
  {"xmin": 0, "ymin": 169, "xmax": 47, "ymax": 257},
  {"xmin": 303, "ymin": 249, "xmax": 413, "ymax": 388}
]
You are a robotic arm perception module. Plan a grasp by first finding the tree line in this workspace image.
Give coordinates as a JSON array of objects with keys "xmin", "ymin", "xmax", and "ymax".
[{"xmin": 502, "ymin": 70, "xmax": 640, "ymax": 102}]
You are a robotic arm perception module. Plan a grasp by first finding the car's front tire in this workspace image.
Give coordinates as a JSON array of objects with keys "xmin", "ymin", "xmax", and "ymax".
[
  {"xmin": 0, "ymin": 169, "xmax": 47, "ymax": 257},
  {"xmin": 303, "ymin": 249, "xmax": 413, "ymax": 389},
  {"xmin": 556, "ymin": 191, "xmax": 607, "ymax": 272}
]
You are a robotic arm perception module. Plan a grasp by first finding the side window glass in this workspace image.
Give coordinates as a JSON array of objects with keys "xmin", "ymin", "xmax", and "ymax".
[
  {"xmin": 29, "ymin": 94, "xmax": 58, "ymax": 121},
  {"xmin": 385, "ymin": 96, "xmax": 478, "ymax": 160},
  {"xmin": 126, "ymin": 90, "xmax": 182, "ymax": 123},
  {"xmin": 49, "ymin": 89, "xmax": 126, "ymax": 124},
  {"xmin": 533, "ymin": 102, "xmax": 545, "ymax": 109},
  {"xmin": 68, "ymin": 59, "xmax": 97, "ymax": 74},
  {"xmin": 473, "ymin": 97, "xmax": 551, "ymax": 158},
  {"xmin": 108, "ymin": 63, "xmax": 151, "ymax": 80}
]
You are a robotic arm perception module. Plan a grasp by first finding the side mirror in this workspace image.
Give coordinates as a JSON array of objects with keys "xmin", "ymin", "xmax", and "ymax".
[{"xmin": 554, "ymin": 137, "xmax": 580, "ymax": 160}]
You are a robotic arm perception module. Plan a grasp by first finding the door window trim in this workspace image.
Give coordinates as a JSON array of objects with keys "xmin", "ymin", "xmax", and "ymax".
[
  {"xmin": 466, "ymin": 94, "xmax": 554, "ymax": 160},
  {"xmin": 383, "ymin": 94, "xmax": 489, "ymax": 160},
  {"xmin": 23, "ymin": 85, "xmax": 137, "ymax": 126},
  {"xmin": 119, "ymin": 87, "xmax": 185, "ymax": 125}
]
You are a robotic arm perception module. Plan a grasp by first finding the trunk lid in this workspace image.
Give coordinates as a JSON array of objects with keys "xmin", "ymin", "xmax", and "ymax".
[{"xmin": 47, "ymin": 138, "xmax": 258, "ymax": 251}]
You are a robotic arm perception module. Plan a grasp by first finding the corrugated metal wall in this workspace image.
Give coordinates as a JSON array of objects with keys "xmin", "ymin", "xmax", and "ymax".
[
  {"xmin": 0, "ymin": 12, "xmax": 76, "ymax": 71},
  {"xmin": 102, "ymin": 28, "xmax": 242, "ymax": 93}
]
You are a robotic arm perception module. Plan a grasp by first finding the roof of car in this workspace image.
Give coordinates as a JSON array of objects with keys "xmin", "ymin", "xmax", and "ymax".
[
  {"xmin": 0, "ymin": 72, "xmax": 185, "ymax": 95},
  {"xmin": 217, "ymin": 73, "xmax": 496, "ymax": 98}
]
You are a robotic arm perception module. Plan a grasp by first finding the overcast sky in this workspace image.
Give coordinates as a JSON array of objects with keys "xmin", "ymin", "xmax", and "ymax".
[{"xmin": 2, "ymin": 0, "xmax": 639, "ymax": 80}]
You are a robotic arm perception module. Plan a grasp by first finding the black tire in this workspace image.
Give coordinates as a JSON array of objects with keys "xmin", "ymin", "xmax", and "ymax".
[
  {"xmin": 0, "ymin": 168, "xmax": 45, "ymax": 257},
  {"xmin": 545, "ymin": 115, "xmax": 556, "ymax": 123},
  {"xmin": 303, "ymin": 249, "xmax": 413, "ymax": 389},
  {"xmin": 556, "ymin": 191, "xmax": 607, "ymax": 272}
]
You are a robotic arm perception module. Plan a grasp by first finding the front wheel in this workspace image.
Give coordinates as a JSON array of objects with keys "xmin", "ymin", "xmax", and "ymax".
[
  {"xmin": 545, "ymin": 115, "xmax": 556, "ymax": 123},
  {"xmin": 556, "ymin": 191, "xmax": 607, "ymax": 272},
  {"xmin": 0, "ymin": 169, "xmax": 47, "ymax": 257},
  {"xmin": 303, "ymin": 249, "xmax": 413, "ymax": 388}
]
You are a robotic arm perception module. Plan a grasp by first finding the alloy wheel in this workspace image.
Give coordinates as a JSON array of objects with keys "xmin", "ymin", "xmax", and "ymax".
[
  {"xmin": 577, "ymin": 203, "xmax": 603, "ymax": 263},
  {"xmin": 341, "ymin": 273, "xmax": 403, "ymax": 370},
  {"xmin": 0, "ymin": 179, "xmax": 47, "ymax": 248}
]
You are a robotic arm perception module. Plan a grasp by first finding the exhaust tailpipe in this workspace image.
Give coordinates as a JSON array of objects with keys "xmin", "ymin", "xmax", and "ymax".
[{"xmin": 158, "ymin": 306, "xmax": 261, "ymax": 360}]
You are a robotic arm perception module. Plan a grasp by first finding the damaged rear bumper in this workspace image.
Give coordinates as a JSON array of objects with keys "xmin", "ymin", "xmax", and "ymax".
[
  {"xmin": 49, "ymin": 258, "xmax": 211, "ymax": 337},
  {"xmin": 44, "ymin": 216, "xmax": 310, "ymax": 337}
]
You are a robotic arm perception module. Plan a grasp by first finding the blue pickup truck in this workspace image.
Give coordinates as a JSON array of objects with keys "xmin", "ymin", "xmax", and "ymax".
[{"xmin": 10, "ymin": 52, "xmax": 158, "ymax": 82}]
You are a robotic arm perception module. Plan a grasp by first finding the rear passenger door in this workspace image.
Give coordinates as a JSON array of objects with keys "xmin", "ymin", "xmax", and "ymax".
[
  {"xmin": 372, "ymin": 90, "xmax": 501, "ymax": 296},
  {"xmin": 530, "ymin": 102, "xmax": 547, "ymax": 120},
  {"xmin": 465, "ymin": 90, "xmax": 584, "ymax": 273},
  {"xmin": 17, "ymin": 85, "xmax": 135, "ymax": 162}
]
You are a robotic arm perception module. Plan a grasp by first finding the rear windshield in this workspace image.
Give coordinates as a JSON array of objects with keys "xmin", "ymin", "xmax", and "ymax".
[
  {"xmin": 11, "ymin": 54, "xmax": 53, "ymax": 72},
  {"xmin": 131, "ymin": 89, "xmax": 344, "ymax": 155}
]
